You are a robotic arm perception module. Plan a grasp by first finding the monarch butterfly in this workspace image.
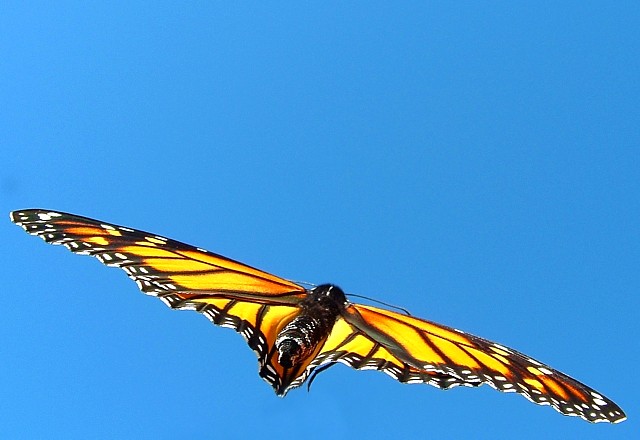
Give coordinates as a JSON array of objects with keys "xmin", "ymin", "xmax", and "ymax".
[{"xmin": 10, "ymin": 209, "xmax": 626, "ymax": 424}]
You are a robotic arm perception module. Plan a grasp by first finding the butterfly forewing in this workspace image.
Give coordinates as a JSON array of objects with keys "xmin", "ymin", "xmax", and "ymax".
[
  {"xmin": 342, "ymin": 304, "xmax": 626, "ymax": 423},
  {"xmin": 10, "ymin": 210, "xmax": 305, "ymax": 299}
]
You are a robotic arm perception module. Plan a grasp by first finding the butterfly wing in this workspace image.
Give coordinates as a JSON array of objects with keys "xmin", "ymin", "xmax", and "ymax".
[
  {"xmin": 180, "ymin": 295, "xmax": 305, "ymax": 391},
  {"xmin": 308, "ymin": 303, "xmax": 624, "ymax": 423},
  {"xmin": 10, "ymin": 209, "xmax": 305, "ymax": 299},
  {"xmin": 10, "ymin": 209, "xmax": 308, "ymax": 389}
]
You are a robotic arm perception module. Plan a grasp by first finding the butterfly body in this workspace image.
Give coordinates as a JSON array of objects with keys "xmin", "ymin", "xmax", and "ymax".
[
  {"xmin": 275, "ymin": 284, "xmax": 346, "ymax": 370},
  {"xmin": 10, "ymin": 209, "xmax": 626, "ymax": 424}
]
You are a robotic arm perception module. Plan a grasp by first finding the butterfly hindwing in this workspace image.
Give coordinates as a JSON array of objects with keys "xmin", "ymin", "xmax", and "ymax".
[
  {"xmin": 181, "ymin": 295, "xmax": 303, "ymax": 390},
  {"xmin": 295, "ymin": 315, "xmax": 472, "ymax": 394}
]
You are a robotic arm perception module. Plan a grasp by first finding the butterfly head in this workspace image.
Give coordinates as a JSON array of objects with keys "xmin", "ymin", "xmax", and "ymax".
[{"xmin": 310, "ymin": 284, "xmax": 347, "ymax": 307}]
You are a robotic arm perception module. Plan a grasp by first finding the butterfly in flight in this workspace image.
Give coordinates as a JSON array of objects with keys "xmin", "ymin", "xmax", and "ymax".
[{"xmin": 10, "ymin": 209, "xmax": 626, "ymax": 424}]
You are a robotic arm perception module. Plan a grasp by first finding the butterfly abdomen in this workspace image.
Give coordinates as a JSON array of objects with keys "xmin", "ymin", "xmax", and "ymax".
[{"xmin": 275, "ymin": 284, "xmax": 346, "ymax": 368}]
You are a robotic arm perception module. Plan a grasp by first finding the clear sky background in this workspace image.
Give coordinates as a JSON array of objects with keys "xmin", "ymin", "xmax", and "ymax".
[{"xmin": 1, "ymin": 2, "xmax": 638, "ymax": 439}]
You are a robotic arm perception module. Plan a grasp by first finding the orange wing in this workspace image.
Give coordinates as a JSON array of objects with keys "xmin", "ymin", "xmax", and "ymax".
[
  {"xmin": 9, "ymin": 209, "xmax": 309, "ymax": 390},
  {"xmin": 10, "ymin": 209, "xmax": 305, "ymax": 300},
  {"xmin": 301, "ymin": 303, "xmax": 625, "ymax": 423}
]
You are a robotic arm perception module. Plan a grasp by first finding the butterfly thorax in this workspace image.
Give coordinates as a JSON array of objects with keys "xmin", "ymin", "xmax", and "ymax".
[{"xmin": 275, "ymin": 284, "xmax": 347, "ymax": 368}]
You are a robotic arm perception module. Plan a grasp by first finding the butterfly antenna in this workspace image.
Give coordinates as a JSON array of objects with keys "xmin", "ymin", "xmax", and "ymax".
[{"xmin": 347, "ymin": 293, "xmax": 412, "ymax": 316}]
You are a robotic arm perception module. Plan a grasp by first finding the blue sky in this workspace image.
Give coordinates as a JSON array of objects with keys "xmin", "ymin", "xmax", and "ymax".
[{"xmin": 1, "ymin": 2, "xmax": 638, "ymax": 438}]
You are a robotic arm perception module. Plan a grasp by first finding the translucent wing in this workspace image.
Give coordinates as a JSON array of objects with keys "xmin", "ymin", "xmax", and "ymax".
[
  {"xmin": 308, "ymin": 304, "xmax": 625, "ymax": 424},
  {"xmin": 10, "ymin": 209, "xmax": 305, "ymax": 300},
  {"xmin": 10, "ymin": 209, "xmax": 308, "ymax": 387}
]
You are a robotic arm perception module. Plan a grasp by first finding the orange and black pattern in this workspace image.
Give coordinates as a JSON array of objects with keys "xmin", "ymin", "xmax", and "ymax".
[{"xmin": 10, "ymin": 209, "xmax": 626, "ymax": 424}]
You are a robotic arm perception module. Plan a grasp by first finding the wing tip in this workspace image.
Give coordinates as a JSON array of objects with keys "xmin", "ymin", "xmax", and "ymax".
[
  {"xmin": 9, "ymin": 209, "xmax": 27, "ymax": 223},
  {"xmin": 10, "ymin": 209, "xmax": 64, "ymax": 224}
]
